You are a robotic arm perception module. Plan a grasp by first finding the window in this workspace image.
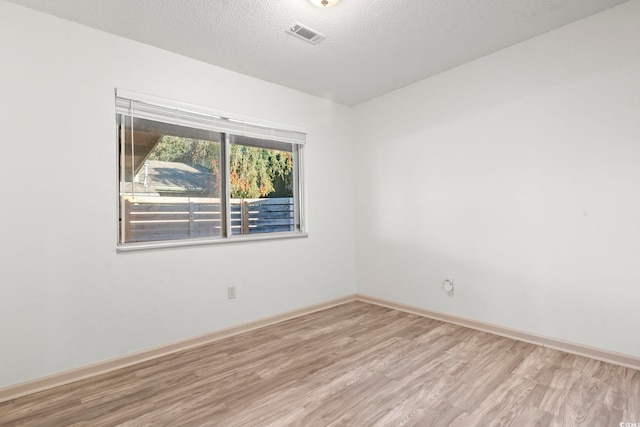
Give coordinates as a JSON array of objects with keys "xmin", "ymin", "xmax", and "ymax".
[{"xmin": 116, "ymin": 91, "xmax": 305, "ymax": 249}]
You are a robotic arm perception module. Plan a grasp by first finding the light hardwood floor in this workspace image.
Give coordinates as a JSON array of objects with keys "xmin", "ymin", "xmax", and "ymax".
[{"xmin": 1, "ymin": 301, "xmax": 639, "ymax": 426}]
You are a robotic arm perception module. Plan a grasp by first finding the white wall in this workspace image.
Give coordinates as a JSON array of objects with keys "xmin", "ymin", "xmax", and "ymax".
[
  {"xmin": 0, "ymin": 2, "xmax": 357, "ymax": 387},
  {"xmin": 354, "ymin": 1, "xmax": 640, "ymax": 357},
  {"xmin": 3, "ymin": 0, "xmax": 639, "ymax": 390}
]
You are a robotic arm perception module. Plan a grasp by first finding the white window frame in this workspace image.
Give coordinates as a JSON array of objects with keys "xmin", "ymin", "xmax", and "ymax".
[{"xmin": 115, "ymin": 89, "xmax": 307, "ymax": 251}]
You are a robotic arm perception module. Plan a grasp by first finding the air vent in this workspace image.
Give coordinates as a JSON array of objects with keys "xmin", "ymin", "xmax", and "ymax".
[{"xmin": 286, "ymin": 22, "xmax": 326, "ymax": 45}]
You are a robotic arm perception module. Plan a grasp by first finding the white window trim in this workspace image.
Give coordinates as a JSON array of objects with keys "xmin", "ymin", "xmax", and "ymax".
[
  {"xmin": 116, "ymin": 231, "xmax": 309, "ymax": 252},
  {"xmin": 115, "ymin": 89, "xmax": 308, "ymax": 252}
]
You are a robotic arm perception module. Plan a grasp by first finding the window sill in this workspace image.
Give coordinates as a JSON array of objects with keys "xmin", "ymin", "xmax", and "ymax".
[{"xmin": 116, "ymin": 231, "xmax": 308, "ymax": 252}]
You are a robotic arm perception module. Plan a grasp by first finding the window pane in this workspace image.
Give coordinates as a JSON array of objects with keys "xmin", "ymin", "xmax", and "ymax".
[
  {"xmin": 229, "ymin": 141, "xmax": 297, "ymax": 235},
  {"xmin": 118, "ymin": 116, "xmax": 223, "ymax": 243},
  {"xmin": 116, "ymin": 94, "xmax": 306, "ymax": 248}
]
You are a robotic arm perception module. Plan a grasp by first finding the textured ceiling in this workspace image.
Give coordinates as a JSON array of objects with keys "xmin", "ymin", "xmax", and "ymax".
[{"xmin": 6, "ymin": 0, "xmax": 631, "ymax": 106}]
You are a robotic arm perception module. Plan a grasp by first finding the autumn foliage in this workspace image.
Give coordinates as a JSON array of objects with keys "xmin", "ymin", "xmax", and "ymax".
[{"xmin": 149, "ymin": 136, "xmax": 293, "ymax": 199}]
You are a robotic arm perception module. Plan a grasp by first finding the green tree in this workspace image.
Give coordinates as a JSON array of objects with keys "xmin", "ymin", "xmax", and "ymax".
[
  {"xmin": 148, "ymin": 135, "xmax": 292, "ymax": 199},
  {"xmin": 229, "ymin": 145, "xmax": 292, "ymax": 198}
]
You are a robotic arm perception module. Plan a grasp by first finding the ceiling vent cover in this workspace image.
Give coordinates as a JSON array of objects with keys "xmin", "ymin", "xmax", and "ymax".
[{"xmin": 287, "ymin": 23, "xmax": 326, "ymax": 45}]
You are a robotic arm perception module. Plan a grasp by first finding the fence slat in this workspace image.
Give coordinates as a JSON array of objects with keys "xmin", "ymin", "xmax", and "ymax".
[{"xmin": 124, "ymin": 197, "xmax": 294, "ymax": 242}]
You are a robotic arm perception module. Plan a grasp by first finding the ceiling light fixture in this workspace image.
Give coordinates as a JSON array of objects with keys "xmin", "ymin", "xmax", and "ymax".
[{"xmin": 309, "ymin": 0, "xmax": 341, "ymax": 7}]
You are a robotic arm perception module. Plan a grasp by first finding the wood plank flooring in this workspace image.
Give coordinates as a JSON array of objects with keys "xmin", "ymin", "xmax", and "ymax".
[{"xmin": 1, "ymin": 301, "xmax": 639, "ymax": 426}]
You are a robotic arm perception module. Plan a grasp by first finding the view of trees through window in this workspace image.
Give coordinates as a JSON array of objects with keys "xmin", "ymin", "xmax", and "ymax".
[
  {"xmin": 117, "ymin": 97, "xmax": 304, "ymax": 245},
  {"xmin": 147, "ymin": 136, "xmax": 293, "ymax": 199}
]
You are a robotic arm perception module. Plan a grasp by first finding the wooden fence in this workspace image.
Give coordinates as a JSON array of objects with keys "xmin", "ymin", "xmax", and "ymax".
[{"xmin": 123, "ymin": 196, "xmax": 294, "ymax": 243}]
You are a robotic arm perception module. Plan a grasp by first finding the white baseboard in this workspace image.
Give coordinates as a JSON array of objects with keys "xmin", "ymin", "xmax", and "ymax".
[
  {"xmin": 356, "ymin": 293, "xmax": 640, "ymax": 371},
  {"xmin": 2, "ymin": 293, "xmax": 638, "ymax": 404},
  {"xmin": 0, "ymin": 294, "xmax": 357, "ymax": 404}
]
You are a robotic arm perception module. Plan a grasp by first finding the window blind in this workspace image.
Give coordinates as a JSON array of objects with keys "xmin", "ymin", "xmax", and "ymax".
[{"xmin": 115, "ymin": 92, "xmax": 306, "ymax": 146}]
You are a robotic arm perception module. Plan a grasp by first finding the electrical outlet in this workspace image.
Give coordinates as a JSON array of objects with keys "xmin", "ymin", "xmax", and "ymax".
[
  {"xmin": 443, "ymin": 278, "xmax": 454, "ymax": 292},
  {"xmin": 227, "ymin": 286, "xmax": 236, "ymax": 299}
]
